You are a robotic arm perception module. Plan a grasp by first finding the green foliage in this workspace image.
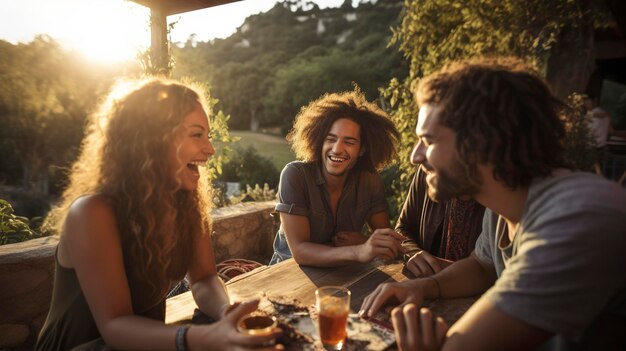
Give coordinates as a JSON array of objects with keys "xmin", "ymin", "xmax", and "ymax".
[
  {"xmin": 217, "ymin": 146, "xmax": 281, "ymax": 189},
  {"xmin": 228, "ymin": 131, "xmax": 294, "ymax": 171},
  {"xmin": 563, "ymin": 94, "xmax": 599, "ymax": 172},
  {"xmin": 232, "ymin": 184, "xmax": 278, "ymax": 204},
  {"xmin": 205, "ymin": 99, "xmax": 240, "ymax": 181},
  {"xmin": 0, "ymin": 199, "xmax": 40, "ymax": 245},
  {"xmin": 381, "ymin": 77, "xmax": 419, "ymax": 208},
  {"xmin": 391, "ymin": 0, "xmax": 609, "ymax": 79}
]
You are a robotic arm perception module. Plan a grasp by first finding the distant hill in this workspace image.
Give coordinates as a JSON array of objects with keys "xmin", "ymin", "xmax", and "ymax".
[{"xmin": 172, "ymin": 0, "xmax": 408, "ymax": 132}]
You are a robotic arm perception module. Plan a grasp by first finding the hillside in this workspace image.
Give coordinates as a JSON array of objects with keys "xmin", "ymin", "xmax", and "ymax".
[{"xmin": 172, "ymin": 0, "xmax": 408, "ymax": 132}]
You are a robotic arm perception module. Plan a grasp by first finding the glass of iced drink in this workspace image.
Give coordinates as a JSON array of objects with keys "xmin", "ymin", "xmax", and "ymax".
[{"xmin": 315, "ymin": 286, "xmax": 350, "ymax": 350}]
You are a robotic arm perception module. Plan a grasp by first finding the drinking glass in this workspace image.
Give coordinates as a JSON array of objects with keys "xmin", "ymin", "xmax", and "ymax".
[{"xmin": 315, "ymin": 286, "xmax": 350, "ymax": 350}]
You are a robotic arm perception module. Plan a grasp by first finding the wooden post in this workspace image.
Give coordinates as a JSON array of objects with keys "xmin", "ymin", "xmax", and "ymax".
[{"xmin": 150, "ymin": 7, "xmax": 169, "ymax": 75}]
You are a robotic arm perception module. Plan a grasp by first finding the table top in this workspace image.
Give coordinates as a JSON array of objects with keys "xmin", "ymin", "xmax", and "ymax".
[{"xmin": 166, "ymin": 258, "xmax": 476, "ymax": 326}]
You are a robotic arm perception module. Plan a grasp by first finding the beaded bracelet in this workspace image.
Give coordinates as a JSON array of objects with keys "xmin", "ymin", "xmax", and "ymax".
[{"xmin": 175, "ymin": 325, "xmax": 190, "ymax": 351}]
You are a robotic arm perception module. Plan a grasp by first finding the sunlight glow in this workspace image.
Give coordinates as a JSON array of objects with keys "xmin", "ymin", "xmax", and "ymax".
[
  {"xmin": 1, "ymin": 0, "xmax": 346, "ymax": 63},
  {"xmin": 1, "ymin": 0, "xmax": 150, "ymax": 63},
  {"xmin": 58, "ymin": 1, "xmax": 150, "ymax": 63}
]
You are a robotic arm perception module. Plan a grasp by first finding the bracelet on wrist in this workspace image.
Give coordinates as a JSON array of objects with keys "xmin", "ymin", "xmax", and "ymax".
[{"xmin": 175, "ymin": 325, "xmax": 190, "ymax": 351}]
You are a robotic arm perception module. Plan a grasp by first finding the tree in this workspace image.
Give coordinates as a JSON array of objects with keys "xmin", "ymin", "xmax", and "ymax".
[
  {"xmin": 393, "ymin": 0, "xmax": 611, "ymax": 99},
  {"xmin": 210, "ymin": 61, "xmax": 272, "ymax": 130},
  {"xmin": 217, "ymin": 146, "xmax": 280, "ymax": 189},
  {"xmin": 0, "ymin": 36, "xmax": 130, "ymax": 193}
]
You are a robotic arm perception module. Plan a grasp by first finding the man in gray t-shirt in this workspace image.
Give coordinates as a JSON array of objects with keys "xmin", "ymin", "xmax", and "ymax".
[
  {"xmin": 474, "ymin": 172, "xmax": 626, "ymax": 349},
  {"xmin": 359, "ymin": 58, "xmax": 626, "ymax": 351}
]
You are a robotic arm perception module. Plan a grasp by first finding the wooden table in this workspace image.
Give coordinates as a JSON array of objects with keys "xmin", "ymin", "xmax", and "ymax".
[{"xmin": 166, "ymin": 258, "xmax": 477, "ymax": 326}]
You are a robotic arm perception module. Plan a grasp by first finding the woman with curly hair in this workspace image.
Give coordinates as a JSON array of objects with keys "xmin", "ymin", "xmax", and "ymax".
[
  {"xmin": 36, "ymin": 79, "xmax": 280, "ymax": 350},
  {"xmin": 270, "ymin": 89, "xmax": 405, "ymax": 267}
]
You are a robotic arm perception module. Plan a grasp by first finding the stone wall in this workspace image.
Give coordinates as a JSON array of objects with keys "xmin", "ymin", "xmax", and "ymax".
[
  {"xmin": 0, "ymin": 201, "xmax": 277, "ymax": 350},
  {"xmin": 0, "ymin": 236, "xmax": 58, "ymax": 350},
  {"xmin": 211, "ymin": 201, "xmax": 278, "ymax": 264}
]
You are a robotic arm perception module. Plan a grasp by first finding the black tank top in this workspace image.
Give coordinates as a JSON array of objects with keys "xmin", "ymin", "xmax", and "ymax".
[{"xmin": 35, "ymin": 246, "xmax": 166, "ymax": 350}]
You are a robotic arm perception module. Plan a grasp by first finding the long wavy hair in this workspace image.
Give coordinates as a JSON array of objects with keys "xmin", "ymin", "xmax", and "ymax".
[
  {"xmin": 416, "ymin": 57, "xmax": 567, "ymax": 189},
  {"xmin": 288, "ymin": 89, "xmax": 399, "ymax": 172},
  {"xmin": 44, "ymin": 78, "xmax": 213, "ymax": 301}
]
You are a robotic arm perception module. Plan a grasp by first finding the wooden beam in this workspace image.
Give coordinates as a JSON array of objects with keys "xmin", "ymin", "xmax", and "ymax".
[
  {"xmin": 150, "ymin": 7, "xmax": 169, "ymax": 75},
  {"xmin": 132, "ymin": 0, "xmax": 241, "ymax": 16},
  {"xmin": 130, "ymin": 0, "xmax": 242, "ymax": 74}
]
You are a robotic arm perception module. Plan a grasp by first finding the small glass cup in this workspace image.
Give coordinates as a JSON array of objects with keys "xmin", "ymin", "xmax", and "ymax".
[
  {"xmin": 315, "ymin": 286, "xmax": 351, "ymax": 350},
  {"xmin": 237, "ymin": 313, "xmax": 278, "ymax": 346}
]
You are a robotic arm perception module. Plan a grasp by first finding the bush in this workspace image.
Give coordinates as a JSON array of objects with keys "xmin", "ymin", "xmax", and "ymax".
[
  {"xmin": 218, "ymin": 146, "xmax": 281, "ymax": 189},
  {"xmin": 0, "ymin": 198, "xmax": 41, "ymax": 245},
  {"xmin": 231, "ymin": 184, "xmax": 277, "ymax": 204},
  {"xmin": 563, "ymin": 94, "xmax": 597, "ymax": 172}
]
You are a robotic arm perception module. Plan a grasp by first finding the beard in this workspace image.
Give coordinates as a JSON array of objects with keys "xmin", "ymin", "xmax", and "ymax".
[{"xmin": 424, "ymin": 161, "xmax": 480, "ymax": 202}]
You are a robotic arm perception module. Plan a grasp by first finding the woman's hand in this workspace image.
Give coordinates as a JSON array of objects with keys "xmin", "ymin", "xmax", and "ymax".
[{"xmin": 188, "ymin": 300, "xmax": 282, "ymax": 351}]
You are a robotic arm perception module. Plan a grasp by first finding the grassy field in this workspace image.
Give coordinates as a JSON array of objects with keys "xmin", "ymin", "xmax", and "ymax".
[{"xmin": 228, "ymin": 131, "xmax": 295, "ymax": 171}]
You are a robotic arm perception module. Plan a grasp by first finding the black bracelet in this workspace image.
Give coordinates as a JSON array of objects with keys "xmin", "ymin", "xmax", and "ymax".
[{"xmin": 175, "ymin": 325, "xmax": 190, "ymax": 351}]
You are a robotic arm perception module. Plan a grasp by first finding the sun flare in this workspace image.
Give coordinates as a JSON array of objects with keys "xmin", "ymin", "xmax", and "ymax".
[
  {"xmin": 66, "ymin": 26, "xmax": 147, "ymax": 63},
  {"xmin": 46, "ymin": 0, "xmax": 150, "ymax": 63}
]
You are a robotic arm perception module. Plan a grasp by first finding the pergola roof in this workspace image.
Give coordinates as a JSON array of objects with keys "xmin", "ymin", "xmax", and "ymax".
[{"xmin": 131, "ymin": 0, "xmax": 242, "ymax": 16}]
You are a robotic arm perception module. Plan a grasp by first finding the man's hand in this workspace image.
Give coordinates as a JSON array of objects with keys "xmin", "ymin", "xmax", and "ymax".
[
  {"xmin": 359, "ymin": 279, "xmax": 425, "ymax": 318},
  {"xmin": 332, "ymin": 231, "xmax": 367, "ymax": 247},
  {"xmin": 392, "ymin": 305, "xmax": 448, "ymax": 351},
  {"xmin": 405, "ymin": 251, "xmax": 453, "ymax": 277},
  {"xmin": 357, "ymin": 228, "xmax": 406, "ymax": 263}
]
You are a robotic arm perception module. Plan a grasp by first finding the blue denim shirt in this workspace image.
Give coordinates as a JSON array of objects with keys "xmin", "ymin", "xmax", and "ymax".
[{"xmin": 270, "ymin": 161, "xmax": 388, "ymax": 264}]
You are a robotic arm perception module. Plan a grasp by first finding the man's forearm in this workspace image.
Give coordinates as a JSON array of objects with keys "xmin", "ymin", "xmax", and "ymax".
[
  {"xmin": 434, "ymin": 253, "xmax": 497, "ymax": 298},
  {"xmin": 291, "ymin": 241, "xmax": 363, "ymax": 267}
]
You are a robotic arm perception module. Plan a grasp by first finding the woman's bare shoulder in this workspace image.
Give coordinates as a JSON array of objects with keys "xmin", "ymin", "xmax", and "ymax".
[
  {"xmin": 64, "ymin": 194, "xmax": 119, "ymax": 238},
  {"xmin": 60, "ymin": 194, "xmax": 122, "ymax": 266},
  {"xmin": 68, "ymin": 194, "xmax": 114, "ymax": 217}
]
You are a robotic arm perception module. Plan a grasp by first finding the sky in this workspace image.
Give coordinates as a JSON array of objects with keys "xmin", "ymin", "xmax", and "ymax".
[{"xmin": 0, "ymin": 0, "xmax": 345, "ymax": 63}]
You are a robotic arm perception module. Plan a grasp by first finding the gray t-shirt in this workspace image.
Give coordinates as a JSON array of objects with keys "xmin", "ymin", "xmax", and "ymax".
[
  {"xmin": 475, "ymin": 171, "xmax": 626, "ymax": 348},
  {"xmin": 270, "ymin": 161, "xmax": 388, "ymax": 264}
]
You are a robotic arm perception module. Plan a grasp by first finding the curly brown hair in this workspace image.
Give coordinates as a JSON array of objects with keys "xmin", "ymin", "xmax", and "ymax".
[
  {"xmin": 287, "ymin": 89, "xmax": 399, "ymax": 172},
  {"xmin": 415, "ymin": 57, "xmax": 567, "ymax": 189},
  {"xmin": 44, "ymin": 78, "xmax": 213, "ymax": 302}
]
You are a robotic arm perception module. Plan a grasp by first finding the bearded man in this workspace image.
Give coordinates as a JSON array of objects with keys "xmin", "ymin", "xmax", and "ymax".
[{"xmin": 360, "ymin": 58, "xmax": 626, "ymax": 351}]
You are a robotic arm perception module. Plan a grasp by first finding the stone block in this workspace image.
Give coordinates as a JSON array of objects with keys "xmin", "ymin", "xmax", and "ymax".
[
  {"xmin": 0, "ymin": 236, "xmax": 57, "ymax": 324},
  {"xmin": 211, "ymin": 201, "xmax": 276, "ymax": 263}
]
